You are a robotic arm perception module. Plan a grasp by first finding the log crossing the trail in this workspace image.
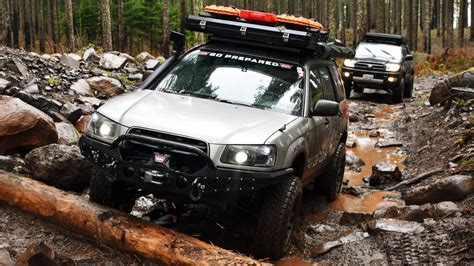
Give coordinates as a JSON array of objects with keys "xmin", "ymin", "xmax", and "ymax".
[{"xmin": 0, "ymin": 171, "xmax": 268, "ymax": 265}]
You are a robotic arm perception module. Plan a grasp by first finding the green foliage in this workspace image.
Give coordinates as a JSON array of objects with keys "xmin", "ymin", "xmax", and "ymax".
[{"xmin": 47, "ymin": 76, "xmax": 61, "ymax": 86}]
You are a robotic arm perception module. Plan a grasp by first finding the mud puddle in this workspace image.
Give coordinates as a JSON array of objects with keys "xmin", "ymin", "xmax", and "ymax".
[{"xmin": 331, "ymin": 103, "xmax": 406, "ymax": 214}]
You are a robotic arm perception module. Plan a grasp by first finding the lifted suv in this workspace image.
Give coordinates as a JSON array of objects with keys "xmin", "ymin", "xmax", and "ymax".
[
  {"xmin": 79, "ymin": 7, "xmax": 351, "ymax": 259},
  {"xmin": 341, "ymin": 33, "xmax": 414, "ymax": 103}
]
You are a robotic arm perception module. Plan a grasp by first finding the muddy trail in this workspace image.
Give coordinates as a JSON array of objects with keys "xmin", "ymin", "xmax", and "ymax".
[{"xmin": 1, "ymin": 76, "xmax": 473, "ymax": 264}]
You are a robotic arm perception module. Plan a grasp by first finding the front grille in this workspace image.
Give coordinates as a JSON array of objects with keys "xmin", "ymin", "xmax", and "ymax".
[
  {"xmin": 119, "ymin": 128, "xmax": 209, "ymax": 174},
  {"xmin": 355, "ymin": 62, "xmax": 386, "ymax": 71},
  {"xmin": 128, "ymin": 128, "xmax": 208, "ymax": 154}
]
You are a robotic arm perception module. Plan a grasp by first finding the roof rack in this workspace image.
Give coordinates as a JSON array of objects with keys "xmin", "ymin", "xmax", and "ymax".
[
  {"xmin": 362, "ymin": 33, "xmax": 407, "ymax": 46},
  {"xmin": 185, "ymin": 6, "xmax": 355, "ymax": 59}
]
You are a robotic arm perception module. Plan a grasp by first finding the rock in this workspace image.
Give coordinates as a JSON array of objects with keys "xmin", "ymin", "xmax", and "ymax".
[
  {"xmin": 16, "ymin": 242, "xmax": 74, "ymax": 265},
  {"xmin": 82, "ymin": 47, "xmax": 100, "ymax": 62},
  {"xmin": 345, "ymin": 153, "xmax": 365, "ymax": 172},
  {"xmin": 368, "ymin": 130, "xmax": 380, "ymax": 137},
  {"xmin": 0, "ymin": 78, "xmax": 11, "ymax": 94},
  {"xmin": 345, "ymin": 140, "xmax": 356, "ymax": 148},
  {"xmin": 128, "ymin": 73, "xmax": 143, "ymax": 81},
  {"xmin": 143, "ymin": 70, "xmax": 154, "ymax": 80},
  {"xmin": 0, "ymin": 248, "xmax": 14, "ymax": 266},
  {"xmin": 14, "ymin": 92, "xmax": 63, "ymax": 118},
  {"xmin": 55, "ymin": 122, "xmax": 79, "ymax": 145},
  {"xmin": 404, "ymin": 175, "xmax": 473, "ymax": 204},
  {"xmin": 60, "ymin": 53, "xmax": 81, "ymax": 68},
  {"xmin": 367, "ymin": 218, "xmax": 425, "ymax": 233},
  {"xmin": 119, "ymin": 53, "xmax": 138, "ymax": 64},
  {"xmin": 349, "ymin": 113, "xmax": 359, "ymax": 122},
  {"xmin": 87, "ymin": 76, "xmax": 124, "ymax": 97},
  {"xmin": 90, "ymin": 68, "xmax": 103, "ymax": 76},
  {"xmin": 100, "ymin": 53, "xmax": 128, "ymax": 70},
  {"xmin": 429, "ymin": 201, "xmax": 460, "ymax": 219},
  {"xmin": 369, "ymin": 162, "xmax": 402, "ymax": 186},
  {"xmin": 340, "ymin": 212, "xmax": 373, "ymax": 225},
  {"xmin": 373, "ymin": 205, "xmax": 430, "ymax": 222},
  {"xmin": 145, "ymin": 59, "xmax": 159, "ymax": 70},
  {"xmin": 25, "ymin": 144, "xmax": 92, "ymax": 191},
  {"xmin": 70, "ymin": 79, "xmax": 93, "ymax": 96},
  {"xmin": 60, "ymin": 102, "xmax": 90, "ymax": 124},
  {"xmin": 311, "ymin": 231, "xmax": 369, "ymax": 255},
  {"xmin": 24, "ymin": 82, "xmax": 40, "ymax": 94},
  {"xmin": 8, "ymin": 56, "xmax": 30, "ymax": 77},
  {"xmin": 0, "ymin": 155, "xmax": 30, "ymax": 174},
  {"xmin": 135, "ymin": 52, "xmax": 154, "ymax": 63},
  {"xmin": 0, "ymin": 96, "xmax": 58, "ymax": 155},
  {"xmin": 77, "ymin": 96, "xmax": 102, "ymax": 107},
  {"xmin": 75, "ymin": 115, "xmax": 91, "ymax": 134},
  {"xmin": 374, "ymin": 139, "xmax": 403, "ymax": 148}
]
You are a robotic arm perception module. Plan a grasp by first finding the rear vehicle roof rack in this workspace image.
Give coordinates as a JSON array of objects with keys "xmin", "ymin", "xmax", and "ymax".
[
  {"xmin": 185, "ymin": 5, "xmax": 355, "ymax": 59},
  {"xmin": 362, "ymin": 33, "xmax": 407, "ymax": 46}
]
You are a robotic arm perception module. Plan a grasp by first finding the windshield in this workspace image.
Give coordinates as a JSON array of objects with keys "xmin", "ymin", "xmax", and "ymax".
[
  {"xmin": 355, "ymin": 43, "xmax": 403, "ymax": 61},
  {"xmin": 155, "ymin": 50, "xmax": 305, "ymax": 116}
]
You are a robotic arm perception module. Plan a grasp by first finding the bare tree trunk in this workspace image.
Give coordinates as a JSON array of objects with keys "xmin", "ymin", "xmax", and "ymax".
[
  {"xmin": 413, "ymin": 0, "xmax": 419, "ymax": 51},
  {"xmin": 471, "ymin": 0, "xmax": 474, "ymax": 41},
  {"xmin": 180, "ymin": 0, "xmax": 186, "ymax": 33},
  {"xmin": 447, "ymin": 0, "xmax": 454, "ymax": 48},
  {"xmin": 357, "ymin": 0, "xmax": 367, "ymax": 43},
  {"xmin": 434, "ymin": 0, "xmax": 440, "ymax": 37},
  {"xmin": 100, "ymin": 0, "xmax": 113, "ymax": 51},
  {"xmin": 442, "ymin": 0, "xmax": 446, "ymax": 47},
  {"xmin": 424, "ymin": 0, "xmax": 432, "ymax": 53},
  {"xmin": 193, "ymin": 0, "xmax": 204, "ymax": 44},
  {"xmin": 11, "ymin": 0, "xmax": 19, "ymax": 48},
  {"xmin": 163, "ymin": 0, "xmax": 170, "ymax": 57},
  {"xmin": 376, "ymin": 0, "xmax": 385, "ymax": 32},
  {"xmin": 340, "ymin": 0, "xmax": 346, "ymax": 43},
  {"xmin": 351, "ymin": 0, "xmax": 357, "ymax": 47},
  {"xmin": 457, "ymin": 0, "xmax": 466, "ymax": 47},
  {"xmin": 37, "ymin": 0, "xmax": 45, "ymax": 53},
  {"xmin": 395, "ymin": 0, "xmax": 402, "ymax": 34},
  {"xmin": 328, "ymin": 0, "xmax": 337, "ymax": 39},
  {"xmin": 117, "ymin": 0, "xmax": 124, "ymax": 52},
  {"xmin": 64, "ymin": 0, "xmax": 75, "ymax": 52}
]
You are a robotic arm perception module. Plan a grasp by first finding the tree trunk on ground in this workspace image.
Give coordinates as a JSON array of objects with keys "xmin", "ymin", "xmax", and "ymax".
[
  {"xmin": 100, "ymin": 0, "xmax": 113, "ymax": 51},
  {"xmin": 64, "ymin": 0, "xmax": 75, "ymax": 52},
  {"xmin": 0, "ymin": 171, "xmax": 266, "ymax": 265},
  {"xmin": 424, "ymin": 0, "xmax": 432, "ymax": 53},
  {"xmin": 163, "ymin": 0, "xmax": 170, "ymax": 57},
  {"xmin": 117, "ymin": 0, "xmax": 124, "ymax": 52}
]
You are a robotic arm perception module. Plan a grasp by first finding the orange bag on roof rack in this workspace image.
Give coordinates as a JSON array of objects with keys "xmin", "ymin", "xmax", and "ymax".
[
  {"xmin": 276, "ymin": 14, "xmax": 324, "ymax": 29},
  {"xmin": 204, "ymin": 5, "xmax": 240, "ymax": 17}
]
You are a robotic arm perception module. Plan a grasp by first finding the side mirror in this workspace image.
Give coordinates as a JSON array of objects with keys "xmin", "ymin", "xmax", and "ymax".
[
  {"xmin": 313, "ymin": 100, "xmax": 340, "ymax": 117},
  {"xmin": 171, "ymin": 31, "xmax": 185, "ymax": 55},
  {"xmin": 405, "ymin": 54, "xmax": 414, "ymax": 61}
]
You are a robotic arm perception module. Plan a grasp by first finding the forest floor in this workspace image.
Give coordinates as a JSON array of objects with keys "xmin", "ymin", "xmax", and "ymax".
[{"xmin": 1, "ymin": 74, "xmax": 473, "ymax": 264}]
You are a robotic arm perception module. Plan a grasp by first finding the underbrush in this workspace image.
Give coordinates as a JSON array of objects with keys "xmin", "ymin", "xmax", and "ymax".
[{"xmin": 414, "ymin": 47, "xmax": 474, "ymax": 76}]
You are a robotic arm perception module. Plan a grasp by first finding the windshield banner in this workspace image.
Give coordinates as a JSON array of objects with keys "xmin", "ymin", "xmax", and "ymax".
[{"xmin": 199, "ymin": 50, "xmax": 294, "ymax": 69}]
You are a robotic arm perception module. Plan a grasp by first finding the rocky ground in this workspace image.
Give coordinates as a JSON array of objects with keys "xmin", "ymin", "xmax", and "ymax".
[{"xmin": 0, "ymin": 46, "xmax": 473, "ymax": 264}]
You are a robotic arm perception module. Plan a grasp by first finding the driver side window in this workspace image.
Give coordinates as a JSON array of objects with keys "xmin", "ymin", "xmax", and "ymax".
[{"xmin": 309, "ymin": 66, "xmax": 336, "ymax": 109}]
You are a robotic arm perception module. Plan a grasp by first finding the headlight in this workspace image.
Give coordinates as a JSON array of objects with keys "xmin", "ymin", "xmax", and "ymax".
[
  {"xmin": 386, "ymin": 63, "xmax": 401, "ymax": 72},
  {"xmin": 221, "ymin": 145, "xmax": 276, "ymax": 167},
  {"xmin": 86, "ymin": 113, "xmax": 125, "ymax": 143},
  {"xmin": 343, "ymin": 59, "xmax": 356, "ymax": 67}
]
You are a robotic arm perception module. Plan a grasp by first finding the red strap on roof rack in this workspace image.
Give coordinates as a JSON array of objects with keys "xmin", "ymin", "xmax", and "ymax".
[{"xmin": 239, "ymin": 10, "xmax": 277, "ymax": 23}]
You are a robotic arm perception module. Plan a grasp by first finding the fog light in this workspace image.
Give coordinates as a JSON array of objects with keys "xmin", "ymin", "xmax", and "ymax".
[
  {"xmin": 388, "ymin": 77, "xmax": 397, "ymax": 82},
  {"xmin": 343, "ymin": 72, "xmax": 350, "ymax": 78}
]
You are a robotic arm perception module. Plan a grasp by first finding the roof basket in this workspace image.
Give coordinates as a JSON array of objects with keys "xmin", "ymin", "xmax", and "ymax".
[{"xmin": 186, "ymin": 6, "xmax": 354, "ymax": 59}]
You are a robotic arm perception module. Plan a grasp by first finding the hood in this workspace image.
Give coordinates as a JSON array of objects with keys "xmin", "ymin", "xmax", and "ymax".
[
  {"xmin": 98, "ymin": 90, "xmax": 298, "ymax": 144},
  {"xmin": 354, "ymin": 56, "xmax": 401, "ymax": 64}
]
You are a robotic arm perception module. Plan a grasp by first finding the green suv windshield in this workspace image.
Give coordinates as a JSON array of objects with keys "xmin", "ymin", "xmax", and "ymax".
[{"xmin": 156, "ymin": 50, "xmax": 305, "ymax": 116}]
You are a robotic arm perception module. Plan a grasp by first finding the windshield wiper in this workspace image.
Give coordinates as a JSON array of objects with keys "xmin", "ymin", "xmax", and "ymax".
[
  {"xmin": 364, "ymin": 47, "xmax": 376, "ymax": 57},
  {"xmin": 380, "ymin": 49, "xmax": 395, "ymax": 59},
  {"xmin": 178, "ymin": 90, "xmax": 217, "ymax": 99},
  {"xmin": 214, "ymin": 98, "xmax": 255, "ymax": 107}
]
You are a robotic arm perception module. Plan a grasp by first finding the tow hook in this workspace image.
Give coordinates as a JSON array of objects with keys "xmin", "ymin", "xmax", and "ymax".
[{"xmin": 189, "ymin": 178, "xmax": 205, "ymax": 201}]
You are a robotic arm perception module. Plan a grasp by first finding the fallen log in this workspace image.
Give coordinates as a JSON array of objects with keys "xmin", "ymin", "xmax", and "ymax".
[
  {"xmin": 385, "ymin": 168, "xmax": 444, "ymax": 191},
  {"xmin": 0, "ymin": 171, "xmax": 267, "ymax": 265}
]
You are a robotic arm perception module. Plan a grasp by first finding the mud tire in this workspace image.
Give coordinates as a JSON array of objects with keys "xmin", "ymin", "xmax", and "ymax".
[
  {"xmin": 89, "ymin": 168, "xmax": 136, "ymax": 213},
  {"xmin": 254, "ymin": 176, "xmax": 302, "ymax": 260},
  {"xmin": 392, "ymin": 78, "xmax": 405, "ymax": 103},
  {"xmin": 321, "ymin": 142, "xmax": 346, "ymax": 201},
  {"xmin": 404, "ymin": 76, "xmax": 414, "ymax": 98}
]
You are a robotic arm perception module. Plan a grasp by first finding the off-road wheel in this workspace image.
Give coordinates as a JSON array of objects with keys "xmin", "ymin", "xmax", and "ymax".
[
  {"xmin": 254, "ymin": 176, "xmax": 302, "ymax": 260},
  {"xmin": 344, "ymin": 81, "xmax": 352, "ymax": 99},
  {"xmin": 392, "ymin": 78, "xmax": 405, "ymax": 103},
  {"xmin": 89, "ymin": 168, "xmax": 137, "ymax": 213},
  {"xmin": 404, "ymin": 76, "xmax": 414, "ymax": 98},
  {"xmin": 320, "ymin": 142, "xmax": 346, "ymax": 201}
]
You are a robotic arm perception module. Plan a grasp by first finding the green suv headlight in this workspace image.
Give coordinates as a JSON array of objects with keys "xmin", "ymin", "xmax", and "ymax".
[
  {"xmin": 386, "ymin": 63, "xmax": 401, "ymax": 72},
  {"xmin": 86, "ymin": 113, "xmax": 125, "ymax": 144},
  {"xmin": 221, "ymin": 145, "xmax": 277, "ymax": 167}
]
